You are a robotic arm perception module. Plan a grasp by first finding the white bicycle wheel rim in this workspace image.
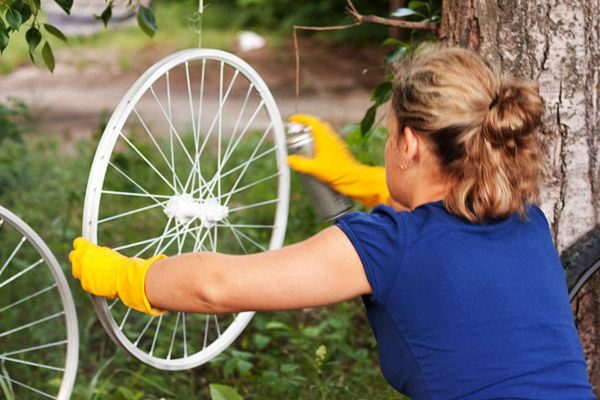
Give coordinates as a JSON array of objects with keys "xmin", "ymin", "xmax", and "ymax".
[
  {"xmin": 82, "ymin": 48, "xmax": 289, "ymax": 370},
  {"xmin": 0, "ymin": 205, "xmax": 79, "ymax": 399}
]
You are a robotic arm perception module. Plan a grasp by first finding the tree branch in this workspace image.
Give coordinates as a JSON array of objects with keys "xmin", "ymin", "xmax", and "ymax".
[{"xmin": 346, "ymin": 0, "xmax": 438, "ymax": 31}]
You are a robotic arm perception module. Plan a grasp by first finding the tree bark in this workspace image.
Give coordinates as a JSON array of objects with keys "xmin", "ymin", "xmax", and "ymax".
[
  {"xmin": 388, "ymin": 0, "xmax": 407, "ymax": 39},
  {"xmin": 440, "ymin": 0, "xmax": 600, "ymax": 393}
]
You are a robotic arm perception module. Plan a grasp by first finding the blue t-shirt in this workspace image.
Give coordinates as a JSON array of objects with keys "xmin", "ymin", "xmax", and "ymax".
[{"xmin": 335, "ymin": 201, "xmax": 593, "ymax": 399}]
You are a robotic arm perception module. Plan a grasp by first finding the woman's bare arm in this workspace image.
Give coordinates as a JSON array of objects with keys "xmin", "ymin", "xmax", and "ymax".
[{"xmin": 144, "ymin": 226, "xmax": 372, "ymax": 314}]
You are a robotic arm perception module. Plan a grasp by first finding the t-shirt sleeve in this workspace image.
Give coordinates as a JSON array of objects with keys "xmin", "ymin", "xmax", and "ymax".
[{"xmin": 335, "ymin": 205, "xmax": 405, "ymax": 304}]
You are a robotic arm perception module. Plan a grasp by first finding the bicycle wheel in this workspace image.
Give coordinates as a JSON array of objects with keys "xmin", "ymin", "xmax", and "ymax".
[
  {"xmin": 562, "ymin": 224, "xmax": 600, "ymax": 394},
  {"xmin": 82, "ymin": 49, "xmax": 289, "ymax": 370},
  {"xmin": 0, "ymin": 205, "xmax": 79, "ymax": 399}
]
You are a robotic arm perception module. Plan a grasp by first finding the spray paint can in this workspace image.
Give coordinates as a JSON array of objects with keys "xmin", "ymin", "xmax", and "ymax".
[{"xmin": 287, "ymin": 122, "xmax": 353, "ymax": 221}]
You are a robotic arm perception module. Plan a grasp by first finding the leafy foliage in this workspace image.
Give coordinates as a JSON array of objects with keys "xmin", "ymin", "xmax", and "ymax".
[
  {"xmin": 359, "ymin": 0, "xmax": 441, "ymax": 136},
  {"xmin": 0, "ymin": 0, "xmax": 70, "ymax": 70},
  {"xmin": 231, "ymin": 0, "xmax": 390, "ymax": 42},
  {"xmin": 0, "ymin": 0, "xmax": 158, "ymax": 72}
]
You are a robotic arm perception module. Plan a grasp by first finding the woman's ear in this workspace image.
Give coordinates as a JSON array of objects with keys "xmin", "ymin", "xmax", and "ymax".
[{"xmin": 403, "ymin": 126, "xmax": 419, "ymax": 164}]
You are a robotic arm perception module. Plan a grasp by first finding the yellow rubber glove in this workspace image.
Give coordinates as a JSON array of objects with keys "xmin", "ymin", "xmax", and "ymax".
[
  {"xmin": 287, "ymin": 114, "xmax": 390, "ymax": 208},
  {"xmin": 70, "ymin": 237, "xmax": 167, "ymax": 316}
]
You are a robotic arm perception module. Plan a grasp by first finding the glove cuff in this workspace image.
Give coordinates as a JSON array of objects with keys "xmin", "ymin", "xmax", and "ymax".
[
  {"xmin": 120, "ymin": 254, "xmax": 168, "ymax": 316},
  {"xmin": 142, "ymin": 254, "xmax": 168, "ymax": 316}
]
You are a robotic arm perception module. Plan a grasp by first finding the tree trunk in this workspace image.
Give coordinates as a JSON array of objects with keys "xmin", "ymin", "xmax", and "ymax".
[
  {"xmin": 440, "ymin": 0, "xmax": 600, "ymax": 393},
  {"xmin": 388, "ymin": 0, "xmax": 406, "ymax": 39}
]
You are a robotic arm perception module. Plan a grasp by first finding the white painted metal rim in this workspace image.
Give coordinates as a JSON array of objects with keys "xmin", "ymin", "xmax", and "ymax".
[
  {"xmin": 82, "ymin": 49, "xmax": 290, "ymax": 370},
  {"xmin": 0, "ymin": 205, "xmax": 79, "ymax": 400}
]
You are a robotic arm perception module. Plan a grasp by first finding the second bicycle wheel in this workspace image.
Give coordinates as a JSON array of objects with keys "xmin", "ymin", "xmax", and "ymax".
[
  {"xmin": 563, "ymin": 225, "xmax": 600, "ymax": 394},
  {"xmin": 0, "ymin": 205, "xmax": 78, "ymax": 399},
  {"xmin": 82, "ymin": 49, "xmax": 289, "ymax": 370}
]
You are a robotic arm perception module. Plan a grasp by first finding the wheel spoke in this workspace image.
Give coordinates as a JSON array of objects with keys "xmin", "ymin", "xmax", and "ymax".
[
  {"xmin": 112, "ymin": 221, "xmax": 201, "ymax": 255},
  {"xmin": 219, "ymin": 172, "xmax": 281, "ymax": 204},
  {"xmin": 149, "ymin": 314, "xmax": 164, "ymax": 356},
  {"xmin": 218, "ymin": 145, "xmax": 278, "ymax": 181},
  {"xmin": 216, "ymin": 223, "xmax": 275, "ymax": 229},
  {"xmin": 228, "ymin": 198, "xmax": 279, "ymax": 214},
  {"xmin": 182, "ymin": 313, "xmax": 188, "ymax": 358},
  {"xmin": 166, "ymin": 70, "xmax": 179, "ymax": 192},
  {"xmin": 0, "ymin": 355, "xmax": 64, "ymax": 372},
  {"xmin": 133, "ymin": 316, "xmax": 156, "ymax": 347},
  {"xmin": 182, "ymin": 69, "xmax": 241, "ymax": 196},
  {"xmin": 119, "ymin": 132, "xmax": 180, "ymax": 193},
  {"xmin": 119, "ymin": 307, "xmax": 132, "ymax": 330},
  {"xmin": 108, "ymin": 298, "xmax": 120, "ymax": 310},
  {"xmin": 149, "ymin": 84, "xmax": 196, "ymax": 169},
  {"xmin": 195, "ymin": 59, "xmax": 207, "ymax": 153},
  {"xmin": 0, "ymin": 340, "xmax": 67, "ymax": 358},
  {"xmin": 221, "ymin": 83, "xmax": 255, "ymax": 166},
  {"xmin": 219, "ymin": 100, "xmax": 265, "ymax": 172},
  {"xmin": 225, "ymin": 221, "xmax": 249, "ymax": 254},
  {"xmin": 217, "ymin": 61, "xmax": 224, "ymax": 202},
  {"xmin": 132, "ymin": 107, "xmax": 186, "ymax": 191},
  {"xmin": 192, "ymin": 226, "xmax": 212, "ymax": 253},
  {"xmin": 0, "ymin": 259, "xmax": 44, "ymax": 290},
  {"xmin": 223, "ymin": 224, "xmax": 267, "ymax": 252},
  {"xmin": 101, "ymin": 190, "xmax": 171, "ymax": 200},
  {"xmin": 98, "ymin": 199, "xmax": 168, "ymax": 225},
  {"xmin": 0, "ymin": 311, "xmax": 65, "ymax": 339},
  {"xmin": 0, "ymin": 237, "xmax": 26, "ymax": 278},
  {"xmin": 108, "ymin": 161, "xmax": 167, "ymax": 206},
  {"xmin": 0, "ymin": 374, "xmax": 54, "ymax": 399},
  {"xmin": 214, "ymin": 315, "xmax": 221, "ymax": 337},
  {"xmin": 167, "ymin": 312, "xmax": 181, "ymax": 360},
  {"xmin": 203, "ymin": 315, "xmax": 210, "ymax": 349},
  {"xmin": 223, "ymin": 123, "xmax": 272, "ymax": 205},
  {"xmin": 193, "ymin": 59, "xmax": 207, "ymax": 195},
  {"xmin": 0, "ymin": 283, "xmax": 57, "ymax": 313}
]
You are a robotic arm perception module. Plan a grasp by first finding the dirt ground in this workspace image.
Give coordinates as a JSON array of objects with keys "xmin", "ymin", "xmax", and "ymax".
[{"xmin": 0, "ymin": 39, "xmax": 388, "ymax": 141}]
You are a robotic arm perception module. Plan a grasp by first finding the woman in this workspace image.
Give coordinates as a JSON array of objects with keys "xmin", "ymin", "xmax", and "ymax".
[{"xmin": 71, "ymin": 46, "xmax": 594, "ymax": 398}]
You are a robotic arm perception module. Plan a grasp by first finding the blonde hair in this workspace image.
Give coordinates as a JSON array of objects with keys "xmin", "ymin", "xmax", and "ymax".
[{"xmin": 391, "ymin": 45, "xmax": 545, "ymax": 222}]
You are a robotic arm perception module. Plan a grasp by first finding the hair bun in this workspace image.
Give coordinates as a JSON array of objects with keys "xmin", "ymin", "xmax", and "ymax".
[{"xmin": 482, "ymin": 79, "xmax": 544, "ymax": 148}]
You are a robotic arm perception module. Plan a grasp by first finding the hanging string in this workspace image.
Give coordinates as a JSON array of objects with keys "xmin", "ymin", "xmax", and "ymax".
[
  {"xmin": 188, "ymin": 0, "xmax": 204, "ymax": 48},
  {"xmin": 198, "ymin": 0, "xmax": 204, "ymax": 48}
]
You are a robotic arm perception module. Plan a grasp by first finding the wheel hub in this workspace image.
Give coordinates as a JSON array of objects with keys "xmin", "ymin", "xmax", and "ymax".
[{"xmin": 164, "ymin": 194, "xmax": 229, "ymax": 227}]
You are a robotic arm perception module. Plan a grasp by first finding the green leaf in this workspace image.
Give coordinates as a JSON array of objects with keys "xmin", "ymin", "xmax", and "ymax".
[
  {"xmin": 43, "ymin": 23, "xmax": 67, "ymax": 42},
  {"xmin": 137, "ymin": 6, "xmax": 156, "ymax": 37},
  {"xmin": 0, "ymin": 25, "xmax": 9, "ymax": 53},
  {"xmin": 53, "ymin": 0, "xmax": 73, "ymax": 15},
  {"xmin": 382, "ymin": 38, "xmax": 410, "ymax": 47},
  {"xmin": 5, "ymin": 8, "xmax": 23, "ymax": 30},
  {"xmin": 360, "ymin": 105, "xmax": 377, "ymax": 135},
  {"xmin": 385, "ymin": 46, "xmax": 409, "ymax": 65},
  {"xmin": 265, "ymin": 321, "xmax": 291, "ymax": 330},
  {"xmin": 391, "ymin": 7, "xmax": 425, "ymax": 18},
  {"xmin": 280, "ymin": 363, "xmax": 300, "ymax": 374},
  {"xmin": 302, "ymin": 326, "xmax": 321, "ymax": 338},
  {"xmin": 95, "ymin": 1, "xmax": 113, "ymax": 28},
  {"xmin": 42, "ymin": 42, "xmax": 55, "ymax": 72},
  {"xmin": 236, "ymin": 359, "xmax": 253, "ymax": 374},
  {"xmin": 209, "ymin": 384, "xmax": 244, "ymax": 400},
  {"xmin": 18, "ymin": 3, "xmax": 31, "ymax": 24},
  {"xmin": 408, "ymin": 1, "xmax": 429, "ymax": 11},
  {"xmin": 372, "ymin": 81, "xmax": 392, "ymax": 106},
  {"xmin": 252, "ymin": 333, "xmax": 270, "ymax": 349},
  {"xmin": 25, "ymin": 26, "xmax": 41, "ymax": 52}
]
